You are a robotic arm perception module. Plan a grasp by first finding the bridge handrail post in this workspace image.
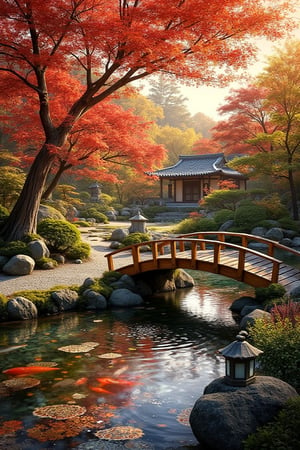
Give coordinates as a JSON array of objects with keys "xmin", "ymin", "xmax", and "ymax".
[
  {"xmin": 213, "ymin": 242, "xmax": 221, "ymax": 268},
  {"xmin": 241, "ymin": 235, "xmax": 248, "ymax": 248},
  {"xmin": 151, "ymin": 241, "xmax": 158, "ymax": 266},
  {"xmin": 106, "ymin": 254, "xmax": 114, "ymax": 271},
  {"xmin": 237, "ymin": 248, "xmax": 246, "ymax": 278},
  {"xmin": 179, "ymin": 240, "xmax": 185, "ymax": 252},
  {"xmin": 271, "ymin": 260, "xmax": 280, "ymax": 283},
  {"xmin": 170, "ymin": 240, "xmax": 177, "ymax": 265},
  {"xmin": 191, "ymin": 240, "xmax": 197, "ymax": 263},
  {"xmin": 132, "ymin": 245, "xmax": 140, "ymax": 273},
  {"xmin": 199, "ymin": 234, "xmax": 206, "ymax": 250}
]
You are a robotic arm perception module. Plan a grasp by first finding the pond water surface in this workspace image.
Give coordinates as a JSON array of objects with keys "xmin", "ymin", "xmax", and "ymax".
[{"xmin": 0, "ymin": 273, "xmax": 253, "ymax": 450}]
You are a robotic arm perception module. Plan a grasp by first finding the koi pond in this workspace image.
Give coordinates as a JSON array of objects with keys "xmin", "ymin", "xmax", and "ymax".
[{"xmin": 0, "ymin": 273, "xmax": 253, "ymax": 449}]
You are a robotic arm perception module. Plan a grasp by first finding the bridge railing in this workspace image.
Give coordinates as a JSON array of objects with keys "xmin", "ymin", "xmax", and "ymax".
[
  {"xmin": 176, "ymin": 231, "xmax": 300, "ymax": 258},
  {"xmin": 105, "ymin": 237, "xmax": 283, "ymax": 283}
]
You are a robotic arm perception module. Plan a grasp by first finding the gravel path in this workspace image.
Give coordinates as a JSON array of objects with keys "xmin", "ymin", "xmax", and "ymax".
[{"xmin": 0, "ymin": 223, "xmax": 131, "ymax": 296}]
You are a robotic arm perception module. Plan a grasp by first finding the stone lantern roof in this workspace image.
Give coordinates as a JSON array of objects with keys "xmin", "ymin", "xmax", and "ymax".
[
  {"xmin": 219, "ymin": 334, "xmax": 263, "ymax": 359},
  {"xmin": 129, "ymin": 211, "xmax": 148, "ymax": 222}
]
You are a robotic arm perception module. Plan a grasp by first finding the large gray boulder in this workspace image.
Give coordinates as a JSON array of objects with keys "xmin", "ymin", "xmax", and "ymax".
[
  {"xmin": 190, "ymin": 376, "xmax": 298, "ymax": 450},
  {"xmin": 3, "ymin": 254, "xmax": 35, "ymax": 275},
  {"xmin": 28, "ymin": 239, "xmax": 50, "ymax": 260},
  {"xmin": 109, "ymin": 288, "xmax": 143, "ymax": 307},
  {"xmin": 292, "ymin": 236, "xmax": 300, "ymax": 248},
  {"xmin": 110, "ymin": 228, "xmax": 128, "ymax": 242},
  {"xmin": 251, "ymin": 226, "xmax": 267, "ymax": 237},
  {"xmin": 7, "ymin": 297, "xmax": 38, "ymax": 320},
  {"xmin": 230, "ymin": 296, "xmax": 259, "ymax": 314},
  {"xmin": 239, "ymin": 308, "xmax": 271, "ymax": 329},
  {"xmin": 51, "ymin": 289, "xmax": 79, "ymax": 311},
  {"xmin": 265, "ymin": 227, "xmax": 284, "ymax": 242},
  {"xmin": 83, "ymin": 290, "xmax": 107, "ymax": 310}
]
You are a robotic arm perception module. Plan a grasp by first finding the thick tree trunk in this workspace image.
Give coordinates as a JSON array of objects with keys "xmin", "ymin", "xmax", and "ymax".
[{"xmin": 0, "ymin": 145, "xmax": 56, "ymax": 241}]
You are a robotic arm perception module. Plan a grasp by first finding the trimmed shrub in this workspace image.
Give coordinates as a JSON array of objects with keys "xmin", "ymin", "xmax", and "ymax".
[
  {"xmin": 234, "ymin": 203, "xmax": 267, "ymax": 231},
  {"xmin": 65, "ymin": 242, "xmax": 91, "ymax": 260},
  {"xmin": 122, "ymin": 232, "xmax": 151, "ymax": 246},
  {"xmin": 213, "ymin": 209, "xmax": 234, "ymax": 227},
  {"xmin": 255, "ymin": 283, "xmax": 286, "ymax": 304},
  {"xmin": 175, "ymin": 217, "xmax": 217, "ymax": 234},
  {"xmin": 0, "ymin": 240, "xmax": 30, "ymax": 257},
  {"xmin": 200, "ymin": 189, "xmax": 247, "ymax": 211},
  {"xmin": 37, "ymin": 219, "xmax": 81, "ymax": 252},
  {"xmin": 278, "ymin": 216, "xmax": 300, "ymax": 232},
  {"xmin": 244, "ymin": 397, "xmax": 300, "ymax": 450},
  {"xmin": 79, "ymin": 207, "xmax": 109, "ymax": 223}
]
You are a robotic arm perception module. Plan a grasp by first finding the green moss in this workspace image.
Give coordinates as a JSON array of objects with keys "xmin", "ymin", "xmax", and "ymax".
[
  {"xmin": 122, "ymin": 233, "xmax": 151, "ymax": 246},
  {"xmin": 244, "ymin": 397, "xmax": 300, "ymax": 449},
  {"xmin": 65, "ymin": 241, "xmax": 91, "ymax": 260},
  {"xmin": 0, "ymin": 241, "xmax": 30, "ymax": 257}
]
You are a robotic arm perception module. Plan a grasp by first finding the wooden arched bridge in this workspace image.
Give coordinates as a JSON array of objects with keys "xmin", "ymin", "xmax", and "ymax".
[{"xmin": 105, "ymin": 231, "xmax": 300, "ymax": 290}]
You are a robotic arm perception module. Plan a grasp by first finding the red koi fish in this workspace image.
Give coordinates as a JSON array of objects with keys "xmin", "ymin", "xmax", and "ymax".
[
  {"xmin": 96, "ymin": 377, "xmax": 137, "ymax": 387},
  {"xmin": 3, "ymin": 366, "xmax": 60, "ymax": 376},
  {"xmin": 89, "ymin": 386, "xmax": 111, "ymax": 394}
]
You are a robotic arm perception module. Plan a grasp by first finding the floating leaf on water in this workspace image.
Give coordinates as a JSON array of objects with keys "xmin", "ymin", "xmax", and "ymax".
[
  {"xmin": 98, "ymin": 353, "xmax": 122, "ymax": 359},
  {"xmin": 176, "ymin": 407, "xmax": 192, "ymax": 426},
  {"xmin": 2, "ymin": 377, "xmax": 40, "ymax": 392},
  {"xmin": 94, "ymin": 426, "xmax": 144, "ymax": 440},
  {"xmin": 0, "ymin": 420, "xmax": 23, "ymax": 437},
  {"xmin": 58, "ymin": 342, "xmax": 99, "ymax": 353},
  {"xmin": 27, "ymin": 361, "xmax": 58, "ymax": 367},
  {"xmin": 27, "ymin": 415, "xmax": 98, "ymax": 442},
  {"xmin": 33, "ymin": 404, "xmax": 86, "ymax": 420}
]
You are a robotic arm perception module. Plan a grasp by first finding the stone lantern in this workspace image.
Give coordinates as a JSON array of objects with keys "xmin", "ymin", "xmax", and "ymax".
[
  {"xmin": 129, "ymin": 210, "xmax": 148, "ymax": 233},
  {"xmin": 218, "ymin": 331, "xmax": 263, "ymax": 387},
  {"xmin": 88, "ymin": 182, "xmax": 102, "ymax": 202}
]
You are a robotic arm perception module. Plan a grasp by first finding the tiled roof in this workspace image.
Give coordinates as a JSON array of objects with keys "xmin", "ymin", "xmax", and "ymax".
[{"xmin": 147, "ymin": 153, "xmax": 246, "ymax": 178}]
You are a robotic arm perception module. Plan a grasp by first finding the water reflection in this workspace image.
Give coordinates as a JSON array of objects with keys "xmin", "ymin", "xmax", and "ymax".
[{"xmin": 0, "ymin": 277, "xmax": 252, "ymax": 449}]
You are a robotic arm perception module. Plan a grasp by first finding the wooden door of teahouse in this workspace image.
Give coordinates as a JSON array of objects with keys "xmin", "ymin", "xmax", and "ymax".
[{"xmin": 183, "ymin": 180, "xmax": 200, "ymax": 202}]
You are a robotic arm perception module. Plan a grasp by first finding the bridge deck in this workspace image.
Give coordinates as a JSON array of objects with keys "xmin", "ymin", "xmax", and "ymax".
[{"xmin": 105, "ymin": 233, "xmax": 300, "ymax": 291}]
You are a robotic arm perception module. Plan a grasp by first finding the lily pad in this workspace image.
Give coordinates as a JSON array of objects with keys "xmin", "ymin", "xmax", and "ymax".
[
  {"xmin": 98, "ymin": 353, "xmax": 122, "ymax": 359},
  {"xmin": 33, "ymin": 404, "xmax": 86, "ymax": 420},
  {"xmin": 58, "ymin": 342, "xmax": 99, "ymax": 353},
  {"xmin": 95, "ymin": 426, "xmax": 144, "ymax": 440}
]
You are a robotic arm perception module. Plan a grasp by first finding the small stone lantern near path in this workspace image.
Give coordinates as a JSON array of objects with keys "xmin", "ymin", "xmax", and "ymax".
[
  {"xmin": 129, "ymin": 210, "xmax": 148, "ymax": 233},
  {"xmin": 218, "ymin": 331, "xmax": 263, "ymax": 387}
]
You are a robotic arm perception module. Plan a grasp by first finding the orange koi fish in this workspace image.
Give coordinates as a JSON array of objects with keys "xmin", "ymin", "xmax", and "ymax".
[
  {"xmin": 3, "ymin": 366, "xmax": 60, "ymax": 376},
  {"xmin": 75, "ymin": 377, "xmax": 88, "ymax": 386},
  {"xmin": 96, "ymin": 377, "xmax": 137, "ymax": 387},
  {"xmin": 89, "ymin": 386, "xmax": 111, "ymax": 394}
]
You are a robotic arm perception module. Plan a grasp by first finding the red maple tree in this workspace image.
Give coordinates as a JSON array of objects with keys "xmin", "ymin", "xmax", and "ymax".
[
  {"xmin": 0, "ymin": 0, "xmax": 296, "ymax": 240},
  {"xmin": 212, "ymin": 85, "xmax": 276, "ymax": 155}
]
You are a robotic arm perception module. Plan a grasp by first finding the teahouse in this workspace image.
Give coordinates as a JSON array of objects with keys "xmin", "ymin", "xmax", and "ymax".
[{"xmin": 147, "ymin": 153, "xmax": 247, "ymax": 206}]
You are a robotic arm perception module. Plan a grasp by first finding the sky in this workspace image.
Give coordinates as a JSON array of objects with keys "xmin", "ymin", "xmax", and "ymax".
[
  {"xmin": 180, "ymin": 20, "xmax": 300, "ymax": 121},
  {"xmin": 139, "ymin": 6, "xmax": 299, "ymax": 122},
  {"xmin": 179, "ymin": 41, "xmax": 277, "ymax": 120}
]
